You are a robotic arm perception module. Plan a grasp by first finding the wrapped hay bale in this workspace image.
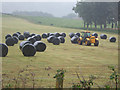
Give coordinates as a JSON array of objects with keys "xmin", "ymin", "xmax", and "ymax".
[
  {"xmin": 30, "ymin": 33, "xmax": 36, "ymax": 37},
  {"xmin": 19, "ymin": 41, "xmax": 31, "ymax": 50},
  {"xmin": 21, "ymin": 44, "xmax": 36, "ymax": 57},
  {"xmin": 13, "ymin": 33, "xmax": 20, "ymax": 37},
  {"xmin": 16, "ymin": 32, "xmax": 21, "ymax": 35},
  {"xmin": 60, "ymin": 33, "xmax": 66, "ymax": 37},
  {"xmin": 109, "ymin": 37, "xmax": 116, "ymax": 42},
  {"xmin": 32, "ymin": 34, "xmax": 41, "ymax": 41},
  {"xmin": 49, "ymin": 33, "xmax": 54, "ymax": 36},
  {"xmin": 5, "ymin": 37, "xmax": 15, "ymax": 46},
  {"xmin": 34, "ymin": 41, "xmax": 46, "ymax": 52},
  {"xmin": 100, "ymin": 34, "xmax": 107, "ymax": 39},
  {"xmin": 5, "ymin": 34, "xmax": 12, "ymax": 39},
  {"xmin": 27, "ymin": 37, "xmax": 36, "ymax": 44},
  {"xmin": 13, "ymin": 36, "xmax": 19, "ymax": 44},
  {"xmin": 47, "ymin": 36, "xmax": 55, "ymax": 43},
  {"xmin": 71, "ymin": 35, "xmax": 79, "ymax": 44},
  {"xmin": 69, "ymin": 33, "xmax": 75, "ymax": 38},
  {"xmin": 23, "ymin": 31, "xmax": 30, "ymax": 39},
  {"xmin": 75, "ymin": 32, "xmax": 80, "ymax": 37},
  {"xmin": 0, "ymin": 43, "xmax": 8, "ymax": 57},
  {"xmin": 52, "ymin": 37, "xmax": 60, "ymax": 45},
  {"xmin": 58, "ymin": 36, "xmax": 65, "ymax": 43},
  {"xmin": 18, "ymin": 35, "xmax": 25, "ymax": 40},
  {"xmin": 92, "ymin": 32, "xmax": 98, "ymax": 38},
  {"xmin": 42, "ymin": 33, "xmax": 48, "ymax": 38},
  {"xmin": 54, "ymin": 32, "xmax": 60, "ymax": 37}
]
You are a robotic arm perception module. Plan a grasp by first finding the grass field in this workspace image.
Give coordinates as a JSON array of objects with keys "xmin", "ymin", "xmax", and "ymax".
[
  {"xmin": 2, "ymin": 15, "xmax": 118, "ymax": 88},
  {"xmin": 15, "ymin": 15, "xmax": 118, "ymax": 34}
]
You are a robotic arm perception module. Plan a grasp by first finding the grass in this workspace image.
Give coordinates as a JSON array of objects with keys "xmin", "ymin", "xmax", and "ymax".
[
  {"xmin": 13, "ymin": 15, "xmax": 118, "ymax": 34},
  {"xmin": 2, "ymin": 15, "xmax": 118, "ymax": 88}
]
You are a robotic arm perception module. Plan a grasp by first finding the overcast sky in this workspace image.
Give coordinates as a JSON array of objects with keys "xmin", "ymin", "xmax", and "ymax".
[{"xmin": 2, "ymin": 2, "xmax": 77, "ymax": 17}]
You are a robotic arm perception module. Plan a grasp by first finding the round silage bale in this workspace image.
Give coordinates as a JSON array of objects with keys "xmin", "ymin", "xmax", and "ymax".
[
  {"xmin": 27, "ymin": 37, "xmax": 36, "ymax": 44},
  {"xmin": 19, "ymin": 41, "xmax": 31, "ymax": 50},
  {"xmin": 21, "ymin": 44, "xmax": 36, "ymax": 57},
  {"xmin": 109, "ymin": 37, "xmax": 116, "ymax": 42},
  {"xmin": 69, "ymin": 33, "xmax": 75, "ymax": 38},
  {"xmin": 42, "ymin": 33, "xmax": 48, "ymax": 38},
  {"xmin": 23, "ymin": 31, "xmax": 30, "ymax": 39},
  {"xmin": 54, "ymin": 32, "xmax": 60, "ymax": 37},
  {"xmin": 75, "ymin": 32, "xmax": 80, "ymax": 37},
  {"xmin": 49, "ymin": 33, "xmax": 54, "ymax": 36},
  {"xmin": 60, "ymin": 33, "xmax": 66, "ymax": 37},
  {"xmin": 16, "ymin": 32, "xmax": 21, "ymax": 35},
  {"xmin": 92, "ymin": 32, "xmax": 98, "ymax": 38},
  {"xmin": 58, "ymin": 36, "xmax": 65, "ymax": 43},
  {"xmin": 18, "ymin": 35, "xmax": 25, "ymax": 40},
  {"xmin": 34, "ymin": 41, "xmax": 46, "ymax": 52},
  {"xmin": 47, "ymin": 36, "xmax": 55, "ymax": 43},
  {"xmin": 0, "ymin": 43, "xmax": 8, "ymax": 57},
  {"xmin": 71, "ymin": 35, "xmax": 79, "ymax": 44},
  {"xmin": 5, "ymin": 34, "xmax": 12, "ymax": 39},
  {"xmin": 13, "ymin": 36, "xmax": 19, "ymax": 44},
  {"xmin": 30, "ymin": 33, "xmax": 36, "ymax": 37},
  {"xmin": 100, "ymin": 34, "xmax": 107, "ymax": 39},
  {"xmin": 5, "ymin": 37, "xmax": 15, "ymax": 46},
  {"xmin": 32, "ymin": 34, "xmax": 41, "ymax": 41},
  {"xmin": 52, "ymin": 37, "xmax": 61, "ymax": 45},
  {"xmin": 13, "ymin": 33, "xmax": 20, "ymax": 37}
]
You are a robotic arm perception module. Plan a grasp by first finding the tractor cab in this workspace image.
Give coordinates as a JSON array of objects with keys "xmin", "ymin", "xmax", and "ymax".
[{"xmin": 81, "ymin": 31, "xmax": 91, "ymax": 38}]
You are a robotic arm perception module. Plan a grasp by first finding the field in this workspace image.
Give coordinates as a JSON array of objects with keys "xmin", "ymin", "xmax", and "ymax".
[{"xmin": 2, "ymin": 15, "xmax": 118, "ymax": 88}]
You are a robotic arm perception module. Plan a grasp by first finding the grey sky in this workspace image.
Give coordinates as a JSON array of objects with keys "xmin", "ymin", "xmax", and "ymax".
[{"xmin": 2, "ymin": 2, "xmax": 77, "ymax": 17}]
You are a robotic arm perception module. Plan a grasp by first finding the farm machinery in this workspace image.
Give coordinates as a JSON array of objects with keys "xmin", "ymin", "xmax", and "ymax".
[{"xmin": 77, "ymin": 31, "xmax": 99, "ymax": 46}]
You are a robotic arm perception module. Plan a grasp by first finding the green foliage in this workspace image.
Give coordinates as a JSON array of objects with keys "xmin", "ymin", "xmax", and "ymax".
[{"xmin": 53, "ymin": 69, "xmax": 66, "ymax": 79}]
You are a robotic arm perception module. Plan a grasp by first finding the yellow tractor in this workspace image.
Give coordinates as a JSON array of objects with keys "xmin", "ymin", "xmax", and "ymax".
[{"xmin": 77, "ymin": 31, "xmax": 99, "ymax": 46}]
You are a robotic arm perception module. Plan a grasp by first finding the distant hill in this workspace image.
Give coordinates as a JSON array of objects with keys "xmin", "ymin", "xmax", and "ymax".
[
  {"xmin": 62, "ymin": 13, "xmax": 82, "ymax": 20},
  {"xmin": 12, "ymin": 11, "xmax": 54, "ymax": 17}
]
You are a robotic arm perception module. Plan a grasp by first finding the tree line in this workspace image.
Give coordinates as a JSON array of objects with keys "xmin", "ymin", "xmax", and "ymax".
[{"xmin": 73, "ymin": 2, "xmax": 118, "ymax": 29}]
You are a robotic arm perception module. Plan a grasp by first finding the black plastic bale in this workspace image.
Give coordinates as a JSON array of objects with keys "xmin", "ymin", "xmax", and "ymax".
[
  {"xmin": 69, "ymin": 33, "xmax": 75, "ymax": 38},
  {"xmin": 21, "ymin": 44, "xmax": 36, "ymax": 57},
  {"xmin": 19, "ymin": 41, "xmax": 31, "ymax": 50},
  {"xmin": 32, "ymin": 34, "xmax": 41, "ymax": 41},
  {"xmin": 5, "ymin": 37, "xmax": 15, "ymax": 46},
  {"xmin": 18, "ymin": 35, "xmax": 25, "ymax": 40},
  {"xmin": 92, "ymin": 32, "xmax": 98, "ymax": 38},
  {"xmin": 47, "ymin": 36, "xmax": 55, "ymax": 43},
  {"xmin": 5, "ymin": 34, "xmax": 12, "ymax": 39},
  {"xmin": 23, "ymin": 31, "xmax": 30, "ymax": 39},
  {"xmin": 71, "ymin": 35, "xmax": 79, "ymax": 44},
  {"xmin": 52, "ymin": 37, "xmax": 61, "ymax": 45},
  {"xmin": 27, "ymin": 37, "xmax": 36, "ymax": 44},
  {"xmin": 47, "ymin": 33, "xmax": 50, "ymax": 37},
  {"xmin": 58, "ymin": 36, "xmax": 65, "ymax": 43},
  {"xmin": 49, "ymin": 33, "xmax": 54, "ymax": 36},
  {"xmin": 75, "ymin": 33, "xmax": 80, "ymax": 37},
  {"xmin": 54, "ymin": 32, "xmax": 60, "ymax": 37},
  {"xmin": 13, "ymin": 33, "xmax": 20, "ymax": 37},
  {"xmin": 30, "ymin": 33, "xmax": 36, "ymax": 37},
  {"xmin": 34, "ymin": 41, "xmax": 46, "ymax": 52},
  {"xmin": 42, "ymin": 33, "xmax": 48, "ymax": 38},
  {"xmin": 60, "ymin": 33, "xmax": 66, "ymax": 37},
  {"xmin": 100, "ymin": 34, "xmax": 107, "ymax": 39},
  {"xmin": 109, "ymin": 37, "xmax": 116, "ymax": 42},
  {"xmin": 0, "ymin": 43, "xmax": 8, "ymax": 57},
  {"xmin": 16, "ymin": 32, "xmax": 21, "ymax": 35},
  {"xmin": 13, "ymin": 36, "xmax": 19, "ymax": 44}
]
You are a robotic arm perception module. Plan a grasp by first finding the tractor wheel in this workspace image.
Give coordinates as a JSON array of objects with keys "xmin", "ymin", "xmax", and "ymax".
[
  {"xmin": 85, "ymin": 40, "xmax": 91, "ymax": 46},
  {"xmin": 94, "ymin": 40, "xmax": 99, "ymax": 46}
]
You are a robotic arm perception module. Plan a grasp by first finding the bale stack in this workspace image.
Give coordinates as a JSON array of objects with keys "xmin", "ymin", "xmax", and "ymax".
[
  {"xmin": 92, "ymin": 32, "xmax": 98, "ymax": 38},
  {"xmin": 0, "ymin": 43, "xmax": 8, "ymax": 57},
  {"xmin": 109, "ymin": 37, "xmax": 116, "ymax": 42},
  {"xmin": 34, "ymin": 41, "xmax": 46, "ymax": 52},
  {"xmin": 100, "ymin": 34, "xmax": 107, "ymax": 39}
]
